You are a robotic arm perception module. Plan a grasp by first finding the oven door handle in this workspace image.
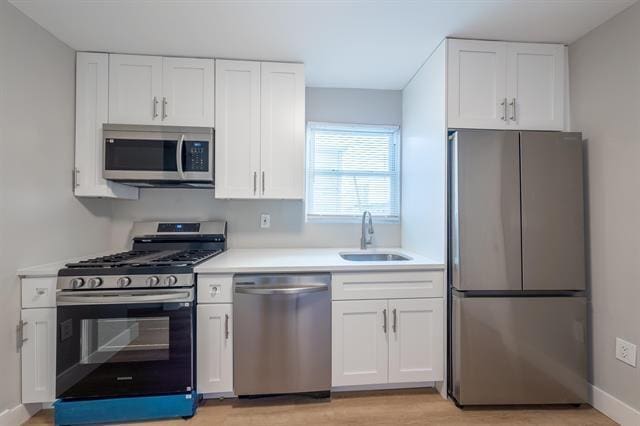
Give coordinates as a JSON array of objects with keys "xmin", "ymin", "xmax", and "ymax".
[
  {"xmin": 176, "ymin": 134, "xmax": 185, "ymax": 180},
  {"xmin": 57, "ymin": 291, "xmax": 193, "ymax": 305}
]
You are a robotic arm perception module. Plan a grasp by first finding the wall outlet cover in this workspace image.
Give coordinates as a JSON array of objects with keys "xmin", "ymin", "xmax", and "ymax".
[
  {"xmin": 616, "ymin": 337, "xmax": 637, "ymax": 367},
  {"xmin": 260, "ymin": 214, "xmax": 271, "ymax": 229}
]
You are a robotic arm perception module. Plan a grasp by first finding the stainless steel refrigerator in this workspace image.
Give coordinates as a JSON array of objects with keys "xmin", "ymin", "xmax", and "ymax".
[{"xmin": 448, "ymin": 130, "xmax": 588, "ymax": 406}]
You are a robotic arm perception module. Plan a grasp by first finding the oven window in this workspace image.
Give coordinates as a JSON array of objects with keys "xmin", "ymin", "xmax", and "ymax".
[
  {"xmin": 80, "ymin": 317, "xmax": 169, "ymax": 364},
  {"xmin": 105, "ymin": 139, "xmax": 178, "ymax": 171}
]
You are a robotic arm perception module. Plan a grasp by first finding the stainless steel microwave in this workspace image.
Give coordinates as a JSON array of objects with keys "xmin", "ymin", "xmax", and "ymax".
[{"xmin": 103, "ymin": 124, "xmax": 214, "ymax": 188}]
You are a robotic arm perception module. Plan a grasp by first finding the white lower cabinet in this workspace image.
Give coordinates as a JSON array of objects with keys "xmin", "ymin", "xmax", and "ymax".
[
  {"xmin": 388, "ymin": 298, "xmax": 443, "ymax": 383},
  {"xmin": 332, "ymin": 298, "xmax": 443, "ymax": 387},
  {"xmin": 332, "ymin": 300, "xmax": 389, "ymax": 386},
  {"xmin": 197, "ymin": 304, "xmax": 233, "ymax": 394},
  {"xmin": 21, "ymin": 308, "xmax": 56, "ymax": 403}
]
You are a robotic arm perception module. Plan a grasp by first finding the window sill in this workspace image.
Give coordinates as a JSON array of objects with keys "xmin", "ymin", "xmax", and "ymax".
[{"xmin": 306, "ymin": 216, "xmax": 400, "ymax": 225}]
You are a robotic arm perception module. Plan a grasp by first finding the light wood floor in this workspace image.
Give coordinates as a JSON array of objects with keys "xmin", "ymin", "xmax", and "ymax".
[{"xmin": 25, "ymin": 389, "xmax": 616, "ymax": 426}]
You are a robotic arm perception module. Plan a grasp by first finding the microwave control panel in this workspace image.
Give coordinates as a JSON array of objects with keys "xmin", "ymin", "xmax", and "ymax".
[{"xmin": 185, "ymin": 141, "xmax": 209, "ymax": 172}]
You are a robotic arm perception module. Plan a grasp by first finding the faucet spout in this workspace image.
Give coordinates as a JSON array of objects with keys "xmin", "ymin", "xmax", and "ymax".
[{"xmin": 360, "ymin": 211, "xmax": 375, "ymax": 250}]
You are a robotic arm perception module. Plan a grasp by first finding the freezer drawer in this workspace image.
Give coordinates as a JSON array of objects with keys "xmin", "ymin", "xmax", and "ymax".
[
  {"xmin": 451, "ymin": 294, "xmax": 587, "ymax": 405},
  {"xmin": 233, "ymin": 274, "xmax": 331, "ymax": 396}
]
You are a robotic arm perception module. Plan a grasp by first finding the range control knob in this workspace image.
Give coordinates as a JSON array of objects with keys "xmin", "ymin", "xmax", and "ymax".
[
  {"xmin": 70, "ymin": 278, "xmax": 85, "ymax": 289},
  {"xmin": 88, "ymin": 277, "xmax": 103, "ymax": 288},
  {"xmin": 117, "ymin": 277, "xmax": 132, "ymax": 288},
  {"xmin": 147, "ymin": 276, "xmax": 160, "ymax": 287},
  {"xmin": 165, "ymin": 275, "xmax": 178, "ymax": 286}
]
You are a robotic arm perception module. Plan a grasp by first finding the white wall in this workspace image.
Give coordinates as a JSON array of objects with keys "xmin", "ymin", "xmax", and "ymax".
[
  {"xmin": 401, "ymin": 41, "xmax": 447, "ymax": 263},
  {"xmin": 569, "ymin": 2, "xmax": 640, "ymax": 413},
  {"xmin": 0, "ymin": 1, "xmax": 113, "ymax": 415},
  {"xmin": 109, "ymin": 87, "xmax": 403, "ymax": 249}
]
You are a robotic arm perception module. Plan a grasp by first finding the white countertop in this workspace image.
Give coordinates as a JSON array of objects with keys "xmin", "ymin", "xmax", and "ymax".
[
  {"xmin": 17, "ymin": 251, "xmax": 114, "ymax": 278},
  {"xmin": 194, "ymin": 248, "xmax": 444, "ymax": 274}
]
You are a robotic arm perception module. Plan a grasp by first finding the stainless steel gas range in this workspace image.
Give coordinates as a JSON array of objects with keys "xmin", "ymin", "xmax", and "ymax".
[{"xmin": 55, "ymin": 221, "xmax": 226, "ymax": 401}]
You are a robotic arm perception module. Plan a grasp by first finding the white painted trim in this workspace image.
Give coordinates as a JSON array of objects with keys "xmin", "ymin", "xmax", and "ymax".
[
  {"xmin": 0, "ymin": 403, "xmax": 41, "ymax": 426},
  {"xmin": 332, "ymin": 381, "xmax": 434, "ymax": 392},
  {"xmin": 590, "ymin": 384, "xmax": 640, "ymax": 426}
]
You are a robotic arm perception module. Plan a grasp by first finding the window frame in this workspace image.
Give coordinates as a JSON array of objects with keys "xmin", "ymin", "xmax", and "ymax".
[{"xmin": 305, "ymin": 121, "xmax": 401, "ymax": 224}]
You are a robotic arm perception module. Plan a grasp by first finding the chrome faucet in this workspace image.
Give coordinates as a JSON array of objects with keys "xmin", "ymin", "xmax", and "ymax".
[{"xmin": 360, "ymin": 211, "xmax": 375, "ymax": 250}]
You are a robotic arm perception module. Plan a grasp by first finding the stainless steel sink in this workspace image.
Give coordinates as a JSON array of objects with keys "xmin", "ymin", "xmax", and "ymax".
[{"xmin": 339, "ymin": 252, "xmax": 412, "ymax": 262}]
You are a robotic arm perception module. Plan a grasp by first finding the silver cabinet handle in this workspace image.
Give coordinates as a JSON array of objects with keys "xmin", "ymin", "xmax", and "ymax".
[
  {"xmin": 73, "ymin": 168, "xmax": 80, "ymax": 188},
  {"xmin": 35, "ymin": 288, "xmax": 47, "ymax": 296},
  {"xmin": 261, "ymin": 171, "xmax": 265, "ymax": 195},
  {"xmin": 392, "ymin": 308, "xmax": 397, "ymax": 333},
  {"xmin": 382, "ymin": 309, "xmax": 387, "ymax": 333},
  {"xmin": 224, "ymin": 314, "xmax": 229, "ymax": 340},
  {"xmin": 21, "ymin": 320, "xmax": 28, "ymax": 344},
  {"xmin": 162, "ymin": 97, "xmax": 168, "ymax": 120},
  {"xmin": 209, "ymin": 285, "xmax": 219, "ymax": 297},
  {"xmin": 176, "ymin": 134, "xmax": 185, "ymax": 180},
  {"xmin": 153, "ymin": 96, "xmax": 159, "ymax": 118},
  {"xmin": 509, "ymin": 98, "xmax": 516, "ymax": 121},
  {"xmin": 500, "ymin": 98, "xmax": 507, "ymax": 121},
  {"xmin": 253, "ymin": 172, "xmax": 257, "ymax": 195}
]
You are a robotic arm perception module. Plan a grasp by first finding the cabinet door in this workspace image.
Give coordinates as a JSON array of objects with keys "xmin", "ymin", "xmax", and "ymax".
[
  {"xmin": 75, "ymin": 53, "xmax": 138, "ymax": 199},
  {"xmin": 332, "ymin": 300, "xmax": 388, "ymax": 386},
  {"xmin": 197, "ymin": 304, "xmax": 233, "ymax": 394},
  {"xmin": 162, "ymin": 57, "xmax": 215, "ymax": 126},
  {"xmin": 260, "ymin": 62, "xmax": 305, "ymax": 199},
  {"xmin": 448, "ymin": 39, "xmax": 508, "ymax": 129},
  {"xmin": 214, "ymin": 60, "xmax": 261, "ymax": 199},
  {"xmin": 388, "ymin": 299, "xmax": 443, "ymax": 383},
  {"xmin": 21, "ymin": 308, "xmax": 56, "ymax": 403},
  {"xmin": 506, "ymin": 43, "xmax": 565, "ymax": 130},
  {"xmin": 108, "ymin": 54, "xmax": 162, "ymax": 125}
]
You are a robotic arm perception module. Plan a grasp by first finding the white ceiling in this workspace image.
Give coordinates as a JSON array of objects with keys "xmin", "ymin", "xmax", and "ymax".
[{"xmin": 9, "ymin": 0, "xmax": 636, "ymax": 90}]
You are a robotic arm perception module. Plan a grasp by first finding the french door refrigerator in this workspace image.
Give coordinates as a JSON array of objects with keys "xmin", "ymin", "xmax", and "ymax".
[{"xmin": 448, "ymin": 130, "xmax": 588, "ymax": 406}]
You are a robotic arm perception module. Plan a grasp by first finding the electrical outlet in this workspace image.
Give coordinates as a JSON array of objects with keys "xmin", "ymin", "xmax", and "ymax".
[
  {"xmin": 616, "ymin": 337, "xmax": 637, "ymax": 367},
  {"xmin": 260, "ymin": 214, "xmax": 271, "ymax": 229}
]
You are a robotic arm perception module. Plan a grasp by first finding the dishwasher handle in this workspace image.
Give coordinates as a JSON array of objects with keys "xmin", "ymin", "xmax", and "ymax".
[{"xmin": 234, "ymin": 282, "xmax": 328, "ymax": 295}]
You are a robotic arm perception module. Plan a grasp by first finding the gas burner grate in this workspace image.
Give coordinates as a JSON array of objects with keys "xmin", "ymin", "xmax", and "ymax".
[{"xmin": 150, "ymin": 249, "xmax": 222, "ymax": 264}]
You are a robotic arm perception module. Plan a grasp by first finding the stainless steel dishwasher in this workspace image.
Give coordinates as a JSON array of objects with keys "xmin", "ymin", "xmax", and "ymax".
[{"xmin": 233, "ymin": 273, "xmax": 331, "ymax": 397}]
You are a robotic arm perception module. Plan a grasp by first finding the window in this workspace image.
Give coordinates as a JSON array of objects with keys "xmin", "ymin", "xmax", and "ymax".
[{"xmin": 306, "ymin": 122, "xmax": 400, "ymax": 222}]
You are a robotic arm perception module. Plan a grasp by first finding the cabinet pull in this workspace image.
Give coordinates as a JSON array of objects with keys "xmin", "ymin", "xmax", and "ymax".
[
  {"xmin": 392, "ymin": 308, "xmax": 397, "ymax": 333},
  {"xmin": 224, "ymin": 314, "xmax": 230, "ymax": 339},
  {"xmin": 209, "ymin": 285, "xmax": 218, "ymax": 297},
  {"xmin": 261, "ymin": 171, "xmax": 265, "ymax": 195},
  {"xmin": 73, "ymin": 168, "xmax": 80, "ymax": 188},
  {"xmin": 382, "ymin": 309, "xmax": 387, "ymax": 333},
  {"xmin": 509, "ymin": 98, "xmax": 516, "ymax": 121},
  {"xmin": 162, "ymin": 97, "xmax": 168, "ymax": 120},
  {"xmin": 500, "ymin": 98, "xmax": 507, "ymax": 121},
  {"xmin": 153, "ymin": 96, "xmax": 159, "ymax": 118},
  {"xmin": 253, "ymin": 172, "xmax": 257, "ymax": 195},
  {"xmin": 36, "ymin": 288, "xmax": 47, "ymax": 296},
  {"xmin": 17, "ymin": 320, "xmax": 28, "ymax": 348}
]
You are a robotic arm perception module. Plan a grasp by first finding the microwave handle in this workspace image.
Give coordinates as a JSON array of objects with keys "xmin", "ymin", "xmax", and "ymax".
[{"xmin": 176, "ymin": 134, "xmax": 185, "ymax": 179}]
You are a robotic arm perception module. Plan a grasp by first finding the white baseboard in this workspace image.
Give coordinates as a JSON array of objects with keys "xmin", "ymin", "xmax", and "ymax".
[
  {"xmin": 0, "ymin": 403, "xmax": 41, "ymax": 426},
  {"xmin": 590, "ymin": 384, "xmax": 640, "ymax": 426},
  {"xmin": 332, "ymin": 381, "xmax": 435, "ymax": 392}
]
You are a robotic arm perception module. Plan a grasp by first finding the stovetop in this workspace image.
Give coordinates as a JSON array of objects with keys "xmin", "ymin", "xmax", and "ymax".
[{"xmin": 65, "ymin": 249, "xmax": 221, "ymax": 268}]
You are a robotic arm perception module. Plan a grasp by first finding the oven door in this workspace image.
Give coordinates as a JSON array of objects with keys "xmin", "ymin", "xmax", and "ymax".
[
  {"xmin": 103, "ymin": 126, "xmax": 213, "ymax": 183},
  {"xmin": 56, "ymin": 289, "xmax": 194, "ymax": 400}
]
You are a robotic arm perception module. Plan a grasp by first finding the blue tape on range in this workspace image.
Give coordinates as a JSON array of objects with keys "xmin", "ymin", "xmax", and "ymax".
[{"xmin": 53, "ymin": 391, "xmax": 198, "ymax": 425}]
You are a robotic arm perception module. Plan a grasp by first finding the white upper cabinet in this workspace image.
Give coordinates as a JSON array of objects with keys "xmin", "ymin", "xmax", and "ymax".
[
  {"xmin": 506, "ymin": 43, "xmax": 565, "ymax": 130},
  {"xmin": 215, "ymin": 60, "xmax": 305, "ymax": 200},
  {"xmin": 108, "ymin": 54, "xmax": 214, "ymax": 126},
  {"xmin": 260, "ymin": 62, "xmax": 305, "ymax": 199},
  {"xmin": 447, "ymin": 39, "xmax": 566, "ymax": 131},
  {"xmin": 75, "ymin": 52, "xmax": 138, "ymax": 199},
  {"xmin": 388, "ymin": 298, "xmax": 443, "ymax": 383},
  {"xmin": 162, "ymin": 57, "xmax": 215, "ymax": 126},
  {"xmin": 109, "ymin": 54, "xmax": 163, "ymax": 125},
  {"xmin": 215, "ymin": 60, "xmax": 261, "ymax": 199},
  {"xmin": 448, "ymin": 39, "xmax": 508, "ymax": 130}
]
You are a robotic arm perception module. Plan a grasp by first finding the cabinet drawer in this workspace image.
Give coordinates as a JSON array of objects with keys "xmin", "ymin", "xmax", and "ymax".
[
  {"xmin": 332, "ymin": 271, "xmax": 443, "ymax": 300},
  {"xmin": 22, "ymin": 277, "xmax": 57, "ymax": 308},
  {"xmin": 197, "ymin": 274, "xmax": 233, "ymax": 304}
]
